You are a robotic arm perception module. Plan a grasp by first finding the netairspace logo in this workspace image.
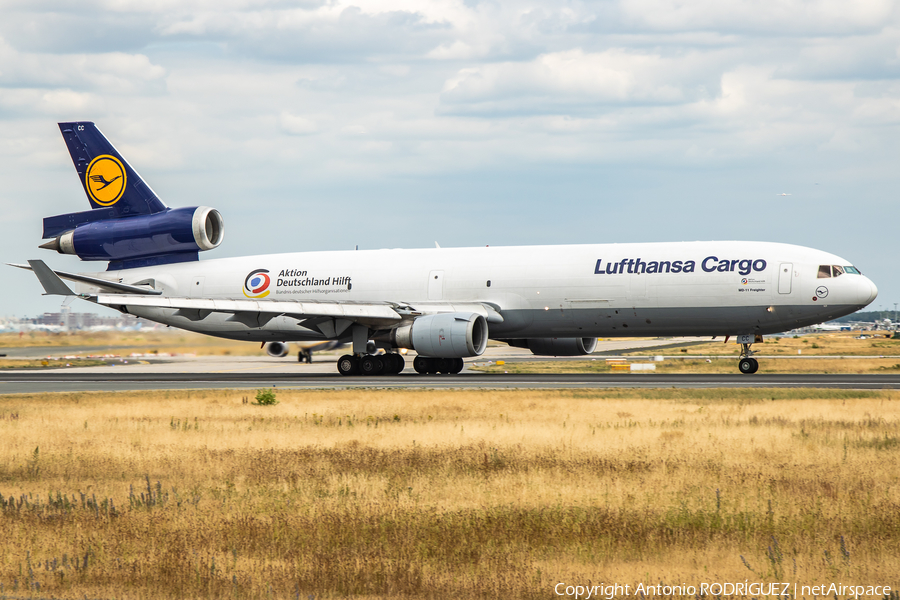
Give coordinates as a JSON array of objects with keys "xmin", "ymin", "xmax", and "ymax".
[{"xmin": 553, "ymin": 581, "xmax": 892, "ymax": 599}]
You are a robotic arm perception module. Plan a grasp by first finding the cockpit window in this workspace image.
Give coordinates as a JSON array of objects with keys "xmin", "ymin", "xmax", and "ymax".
[
  {"xmin": 832, "ymin": 265, "xmax": 844, "ymax": 278},
  {"xmin": 844, "ymin": 266, "xmax": 861, "ymax": 275},
  {"xmin": 818, "ymin": 265, "xmax": 832, "ymax": 278}
]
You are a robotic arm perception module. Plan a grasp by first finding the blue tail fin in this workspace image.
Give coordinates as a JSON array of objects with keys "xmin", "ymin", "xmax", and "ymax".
[
  {"xmin": 58, "ymin": 121, "xmax": 167, "ymax": 216},
  {"xmin": 44, "ymin": 122, "xmax": 169, "ymax": 238}
]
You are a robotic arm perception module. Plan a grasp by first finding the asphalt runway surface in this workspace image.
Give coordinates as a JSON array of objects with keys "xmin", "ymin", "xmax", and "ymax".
[
  {"xmin": 2, "ymin": 371, "xmax": 900, "ymax": 394},
  {"xmin": 4, "ymin": 338, "xmax": 900, "ymax": 393}
]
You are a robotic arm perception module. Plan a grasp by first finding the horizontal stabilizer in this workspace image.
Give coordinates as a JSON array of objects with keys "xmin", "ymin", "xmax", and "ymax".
[
  {"xmin": 10, "ymin": 261, "xmax": 163, "ymax": 295},
  {"xmin": 26, "ymin": 259, "xmax": 75, "ymax": 296}
]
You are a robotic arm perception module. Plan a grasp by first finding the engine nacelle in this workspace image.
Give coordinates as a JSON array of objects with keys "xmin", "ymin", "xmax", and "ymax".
[
  {"xmin": 42, "ymin": 206, "xmax": 224, "ymax": 263},
  {"xmin": 266, "ymin": 342, "xmax": 290, "ymax": 358},
  {"xmin": 392, "ymin": 312, "xmax": 488, "ymax": 358},
  {"xmin": 505, "ymin": 337, "xmax": 598, "ymax": 356}
]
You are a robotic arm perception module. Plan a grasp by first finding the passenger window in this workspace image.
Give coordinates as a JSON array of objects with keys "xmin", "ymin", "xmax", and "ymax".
[
  {"xmin": 832, "ymin": 265, "xmax": 844, "ymax": 277},
  {"xmin": 817, "ymin": 265, "xmax": 831, "ymax": 278}
]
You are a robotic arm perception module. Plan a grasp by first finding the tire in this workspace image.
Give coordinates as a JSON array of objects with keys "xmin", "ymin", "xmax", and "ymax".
[
  {"xmin": 337, "ymin": 354, "xmax": 359, "ymax": 376},
  {"xmin": 738, "ymin": 358, "xmax": 755, "ymax": 374},
  {"xmin": 360, "ymin": 355, "xmax": 384, "ymax": 376},
  {"xmin": 437, "ymin": 358, "xmax": 454, "ymax": 374},
  {"xmin": 449, "ymin": 358, "xmax": 464, "ymax": 374},
  {"xmin": 748, "ymin": 357, "xmax": 759, "ymax": 373},
  {"xmin": 385, "ymin": 353, "xmax": 404, "ymax": 374},
  {"xmin": 413, "ymin": 356, "xmax": 429, "ymax": 374}
]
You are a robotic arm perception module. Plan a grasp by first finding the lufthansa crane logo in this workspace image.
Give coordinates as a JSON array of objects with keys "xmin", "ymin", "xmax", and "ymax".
[{"xmin": 85, "ymin": 154, "xmax": 126, "ymax": 206}]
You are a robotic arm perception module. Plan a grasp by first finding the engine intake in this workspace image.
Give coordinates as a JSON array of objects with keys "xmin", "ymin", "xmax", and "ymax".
[
  {"xmin": 505, "ymin": 337, "xmax": 598, "ymax": 356},
  {"xmin": 392, "ymin": 312, "xmax": 488, "ymax": 358},
  {"xmin": 266, "ymin": 342, "xmax": 290, "ymax": 358}
]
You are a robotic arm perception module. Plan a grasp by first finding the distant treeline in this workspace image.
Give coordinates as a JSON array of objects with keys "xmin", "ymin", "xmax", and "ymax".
[{"xmin": 831, "ymin": 310, "xmax": 899, "ymax": 323}]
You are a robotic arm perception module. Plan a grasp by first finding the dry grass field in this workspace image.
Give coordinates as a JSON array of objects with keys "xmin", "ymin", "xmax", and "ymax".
[{"xmin": 1, "ymin": 388, "xmax": 898, "ymax": 599}]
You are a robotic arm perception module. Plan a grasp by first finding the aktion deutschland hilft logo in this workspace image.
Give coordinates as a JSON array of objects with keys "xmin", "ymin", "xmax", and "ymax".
[
  {"xmin": 85, "ymin": 154, "xmax": 127, "ymax": 206},
  {"xmin": 243, "ymin": 269, "xmax": 271, "ymax": 298}
]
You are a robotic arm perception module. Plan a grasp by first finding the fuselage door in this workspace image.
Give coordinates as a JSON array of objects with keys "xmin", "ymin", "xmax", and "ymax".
[
  {"xmin": 778, "ymin": 263, "xmax": 792, "ymax": 294},
  {"xmin": 428, "ymin": 270, "xmax": 444, "ymax": 300}
]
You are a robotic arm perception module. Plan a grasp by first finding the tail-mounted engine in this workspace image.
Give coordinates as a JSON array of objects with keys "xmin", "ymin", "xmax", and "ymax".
[
  {"xmin": 504, "ymin": 337, "xmax": 598, "ymax": 356},
  {"xmin": 391, "ymin": 312, "xmax": 488, "ymax": 358},
  {"xmin": 40, "ymin": 206, "xmax": 224, "ymax": 268}
]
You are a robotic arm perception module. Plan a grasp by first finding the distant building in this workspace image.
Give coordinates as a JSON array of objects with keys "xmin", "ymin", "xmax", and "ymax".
[{"xmin": 24, "ymin": 309, "xmax": 144, "ymax": 330}]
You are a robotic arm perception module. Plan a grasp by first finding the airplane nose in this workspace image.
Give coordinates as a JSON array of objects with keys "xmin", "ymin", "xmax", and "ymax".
[{"xmin": 859, "ymin": 277, "xmax": 878, "ymax": 306}]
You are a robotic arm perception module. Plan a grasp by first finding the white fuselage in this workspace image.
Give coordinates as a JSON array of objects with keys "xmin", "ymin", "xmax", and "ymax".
[{"xmin": 90, "ymin": 240, "xmax": 877, "ymax": 343}]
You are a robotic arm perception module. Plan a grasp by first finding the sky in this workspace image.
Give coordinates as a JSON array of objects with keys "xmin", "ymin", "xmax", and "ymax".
[{"xmin": 1, "ymin": 0, "xmax": 899, "ymax": 318}]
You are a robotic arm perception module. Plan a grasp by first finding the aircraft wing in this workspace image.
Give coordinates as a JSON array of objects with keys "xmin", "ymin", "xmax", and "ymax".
[
  {"xmin": 92, "ymin": 296, "xmax": 504, "ymax": 330},
  {"xmin": 95, "ymin": 294, "xmax": 402, "ymax": 325}
]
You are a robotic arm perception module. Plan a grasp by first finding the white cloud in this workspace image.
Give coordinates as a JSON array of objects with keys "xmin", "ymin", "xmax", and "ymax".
[
  {"xmin": 440, "ymin": 49, "xmax": 717, "ymax": 114},
  {"xmin": 0, "ymin": 38, "xmax": 166, "ymax": 94},
  {"xmin": 279, "ymin": 111, "xmax": 318, "ymax": 135},
  {"xmin": 620, "ymin": 0, "xmax": 896, "ymax": 34}
]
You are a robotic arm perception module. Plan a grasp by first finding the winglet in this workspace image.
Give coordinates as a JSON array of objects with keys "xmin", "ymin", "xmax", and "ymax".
[{"xmin": 27, "ymin": 259, "xmax": 76, "ymax": 296}]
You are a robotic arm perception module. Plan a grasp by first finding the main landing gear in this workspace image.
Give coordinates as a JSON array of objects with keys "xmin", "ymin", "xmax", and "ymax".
[
  {"xmin": 412, "ymin": 356, "xmax": 464, "ymax": 375},
  {"xmin": 337, "ymin": 353, "xmax": 406, "ymax": 376},
  {"xmin": 738, "ymin": 342, "xmax": 759, "ymax": 374}
]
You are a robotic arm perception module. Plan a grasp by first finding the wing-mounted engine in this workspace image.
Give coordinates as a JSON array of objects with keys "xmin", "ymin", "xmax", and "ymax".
[
  {"xmin": 40, "ymin": 206, "xmax": 224, "ymax": 268},
  {"xmin": 391, "ymin": 312, "xmax": 488, "ymax": 357},
  {"xmin": 266, "ymin": 342, "xmax": 290, "ymax": 358},
  {"xmin": 504, "ymin": 337, "xmax": 598, "ymax": 356}
]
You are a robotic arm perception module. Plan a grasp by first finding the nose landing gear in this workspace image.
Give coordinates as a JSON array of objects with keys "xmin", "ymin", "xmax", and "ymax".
[{"xmin": 738, "ymin": 341, "xmax": 759, "ymax": 374}]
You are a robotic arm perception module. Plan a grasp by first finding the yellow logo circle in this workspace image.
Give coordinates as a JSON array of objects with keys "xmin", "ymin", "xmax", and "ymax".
[{"xmin": 85, "ymin": 155, "xmax": 127, "ymax": 206}]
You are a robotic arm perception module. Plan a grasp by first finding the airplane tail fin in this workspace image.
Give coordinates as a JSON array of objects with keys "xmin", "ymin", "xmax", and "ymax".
[
  {"xmin": 58, "ymin": 121, "xmax": 167, "ymax": 216},
  {"xmin": 43, "ymin": 122, "xmax": 170, "ymax": 239}
]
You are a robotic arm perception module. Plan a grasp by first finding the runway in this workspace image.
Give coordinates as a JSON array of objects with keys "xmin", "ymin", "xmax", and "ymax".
[
  {"xmin": 4, "ymin": 337, "xmax": 900, "ymax": 393},
  {"xmin": 2, "ymin": 371, "xmax": 900, "ymax": 394}
]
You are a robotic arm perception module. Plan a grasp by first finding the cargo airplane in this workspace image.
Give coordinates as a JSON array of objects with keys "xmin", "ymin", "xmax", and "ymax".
[{"xmin": 13, "ymin": 122, "xmax": 878, "ymax": 375}]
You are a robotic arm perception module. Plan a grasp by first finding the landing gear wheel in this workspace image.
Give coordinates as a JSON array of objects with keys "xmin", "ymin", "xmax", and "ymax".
[
  {"xmin": 413, "ymin": 356, "xmax": 429, "ymax": 374},
  {"xmin": 360, "ymin": 355, "xmax": 384, "ymax": 376},
  {"xmin": 449, "ymin": 358, "xmax": 464, "ymax": 374},
  {"xmin": 337, "ymin": 354, "xmax": 359, "ymax": 376},
  {"xmin": 389, "ymin": 354, "xmax": 405, "ymax": 374},
  {"xmin": 437, "ymin": 358, "xmax": 454, "ymax": 374},
  {"xmin": 381, "ymin": 354, "xmax": 398, "ymax": 374},
  {"xmin": 738, "ymin": 357, "xmax": 758, "ymax": 374}
]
